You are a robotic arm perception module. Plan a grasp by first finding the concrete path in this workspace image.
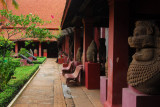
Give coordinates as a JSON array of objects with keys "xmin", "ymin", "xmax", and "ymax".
[
  {"xmin": 13, "ymin": 58, "xmax": 102, "ymax": 107},
  {"xmin": 13, "ymin": 58, "xmax": 66, "ymax": 107}
]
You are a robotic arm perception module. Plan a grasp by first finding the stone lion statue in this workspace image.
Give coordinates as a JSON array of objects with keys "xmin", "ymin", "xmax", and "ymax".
[{"xmin": 127, "ymin": 21, "xmax": 160, "ymax": 94}]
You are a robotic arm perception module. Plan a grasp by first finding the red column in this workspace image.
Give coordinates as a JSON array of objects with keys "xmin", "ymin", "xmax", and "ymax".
[
  {"xmin": 62, "ymin": 40, "xmax": 65, "ymax": 52},
  {"xmin": 82, "ymin": 18, "xmax": 94, "ymax": 67},
  {"xmin": 74, "ymin": 27, "xmax": 81, "ymax": 62},
  {"xmin": 104, "ymin": 0, "xmax": 129, "ymax": 107},
  {"xmin": 39, "ymin": 42, "xmax": 41, "ymax": 57},
  {"xmin": 65, "ymin": 35, "xmax": 70, "ymax": 55},
  {"xmin": 15, "ymin": 42, "xmax": 18, "ymax": 53},
  {"xmin": 94, "ymin": 27, "xmax": 100, "ymax": 52}
]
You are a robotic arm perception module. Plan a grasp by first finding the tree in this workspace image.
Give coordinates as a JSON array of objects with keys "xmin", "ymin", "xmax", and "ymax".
[{"xmin": 0, "ymin": 9, "xmax": 58, "ymax": 59}]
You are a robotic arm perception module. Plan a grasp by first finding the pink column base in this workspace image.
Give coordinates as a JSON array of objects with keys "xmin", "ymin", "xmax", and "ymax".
[
  {"xmin": 122, "ymin": 88, "xmax": 160, "ymax": 107},
  {"xmin": 100, "ymin": 76, "xmax": 108, "ymax": 105}
]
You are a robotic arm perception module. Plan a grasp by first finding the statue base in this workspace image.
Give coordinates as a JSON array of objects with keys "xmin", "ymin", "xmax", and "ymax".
[
  {"xmin": 85, "ymin": 62, "xmax": 100, "ymax": 89},
  {"xmin": 43, "ymin": 52, "xmax": 47, "ymax": 57},
  {"xmin": 122, "ymin": 87, "xmax": 160, "ymax": 107},
  {"xmin": 20, "ymin": 59, "xmax": 27, "ymax": 66},
  {"xmin": 100, "ymin": 76, "xmax": 108, "ymax": 105},
  {"xmin": 34, "ymin": 53, "xmax": 37, "ymax": 57},
  {"xmin": 28, "ymin": 57, "xmax": 33, "ymax": 61},
  {"xmin": 58, "ymin": 58, "xmax": 64, "ymax": 64}
]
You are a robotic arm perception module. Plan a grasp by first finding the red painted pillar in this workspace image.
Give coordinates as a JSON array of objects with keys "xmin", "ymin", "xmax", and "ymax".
[
  {"xmin": 82, "ymin": 18, "xmax": 94, "ymax": 67},
  {"xmin": 39, "ymin": 42, "xmax": 41, "ymax": 57},
  {"xmin": 74, "ymin": 27, "xmax": 81, "ymax": 62},
  {"xmin": 101, "ymin": 28, "xmax": 106, "ymax": 38},
  {"xmin": 94, "ymin": 27, "xmax": 100, "ymax": 52},
  {"xmin": 62, "ymin": 40, "xmax": 65, "ymax": 52},
  {"xmin": 65, "ymin": 35, "xmax": 70, "ymax": 55},
  {"xmin": 104, "ymin": 0, "xmax": 129, "ymax": 107},
  {"xmin": 15, "ymin": 42, "xmax": 18, "ymax": 53}
]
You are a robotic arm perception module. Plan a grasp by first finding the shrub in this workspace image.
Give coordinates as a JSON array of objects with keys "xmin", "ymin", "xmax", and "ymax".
[
  {"xmin": 18, "ymin": 48, "xmax": 29, "ymax": 57},
  {"xmin": 0, "ymin": 57, "xmax": 19, "ymax": 91},
  {"xmin": 0, "ymin": 64, "xmax": 39, "ymax": 106}
]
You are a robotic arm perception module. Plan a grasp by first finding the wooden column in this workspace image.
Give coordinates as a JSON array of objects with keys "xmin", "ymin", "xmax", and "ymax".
[
  {"xmin": 82, "ymin": 18, "xmax": 94, "ymax": 68},
  {"xmin": 39, "ymin": 42, "xmax": 41, "ymax": 57},
  {"xmin": 15, "ymin": 42, "xmax": 18, "ymax": 53},
  {"xmin": 104, "ymin": 0, "xmax": 129, "ymax": 107},
  {"xmin": 74, "ymin": 27, "xmax": 81, "ymax": 62},
  {"xmin": 94, "ymin": 27, "xmax": 100, "ymax": 52}
]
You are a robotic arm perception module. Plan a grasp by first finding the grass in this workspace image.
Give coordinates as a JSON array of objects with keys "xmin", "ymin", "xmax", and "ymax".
[
  {"xmin": 0, "ymin": 64, "xmax": 39, "ymax": 107},
  {"xmin": 32, "ymin": 57, "xmax": 46, "ymax": 64}
]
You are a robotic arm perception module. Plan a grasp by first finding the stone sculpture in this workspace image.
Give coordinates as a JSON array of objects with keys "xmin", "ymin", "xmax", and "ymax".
[
  {"xmin": 86, "ymin": 40, "xmax": 97, "ymax": 63},
  {"xmin": 29, "ymin": 49, "xmax": 33, "ymax": 55},
  {"xmin": 76, "ymin": 47, "xmax": 83, "ymax": 62},
  {"xmin": 127, "ymin": 21, "xmax": 160, "ymax": 94},
  {"xmin": 26, "ymin": 52, "xmax": 37, "ymax": 60},
  {"xmin": 34, "ymin": 49, "xmax": 37, "ymax": 54}
]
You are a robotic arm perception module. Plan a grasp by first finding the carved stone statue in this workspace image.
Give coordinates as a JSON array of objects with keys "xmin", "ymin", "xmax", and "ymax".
[
  {"xmin": 127, "ymin": 21, "xmax": 160, "ymax": 94},
  {"xmin": 30, "ymin": 49, "xmax": 33, "ymax": 55},
  {"xmin": 76, "ymin": 47, "xmax": 83, "ymax": 62},
  {"xmin": 86, "ymin": 40, "xmax": 97, "ymax": 63}
]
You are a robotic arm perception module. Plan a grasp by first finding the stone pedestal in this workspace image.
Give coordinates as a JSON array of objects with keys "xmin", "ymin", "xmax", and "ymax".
[
  {"xmin": 122, "ymin": 88, "xmax": 160, "ymax": 107},
  {"xmin": 43, "ymin": 49, "xmax": 47, "ymax": 57},
  {"xmin": 34, "ymin": 49, "xmax": 38, "ymax": 57},
  {"xmin": 58, "ymin": 58, "xmax": 65, "ymax": 64},
  {"xmin": 28, "ymin": 57, "xmax": 33, "ymax": 61},
  {"xmin": 34, "ymin": 53, "xmax": 38, "ymax": 57},
  {"xmin": 20, "ymin": 59, "xmax": 27, "ymax": 66},
  {"xmin": 85, "ymin": 62, "xmax": 100, "ymax": 89},
  {"xmin": 43, "ymin": 52, "xmax": 47, "ymax": 57},
  {"xmin": 100, "ymin": 76, "xmax": 108, "ymax": 105}
]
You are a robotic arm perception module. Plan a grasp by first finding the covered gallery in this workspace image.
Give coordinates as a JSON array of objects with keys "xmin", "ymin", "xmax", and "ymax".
[{"xmin": 59, "ymin": 0, "xmax": 160, "ymax": 107}]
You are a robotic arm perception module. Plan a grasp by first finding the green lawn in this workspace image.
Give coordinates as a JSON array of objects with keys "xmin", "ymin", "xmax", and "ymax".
[{"xmin": 0, "ymin": 64, "xmax": 39, "ymax": 107}]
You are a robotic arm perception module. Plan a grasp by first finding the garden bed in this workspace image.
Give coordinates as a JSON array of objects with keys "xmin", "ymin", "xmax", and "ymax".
[
  {"xmin": 0, "ymin": 64, "xmax": 39, "ymax": 107},
  {"xmin": 32, "ymin": 57, "xmax": 46, "ymax": 64},
  {"xmin": 11, "ymin": 57, "xmax": 46, "ymax": 64}
]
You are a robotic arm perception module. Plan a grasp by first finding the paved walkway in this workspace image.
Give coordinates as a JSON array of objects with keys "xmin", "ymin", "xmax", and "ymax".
[
  {"xmin": 13, "ymin": 58, "xmax": 66, "ymax": 107},
  {"xmin": 13, "ymin": 58, "xmax": 103, "ymax": 107}
]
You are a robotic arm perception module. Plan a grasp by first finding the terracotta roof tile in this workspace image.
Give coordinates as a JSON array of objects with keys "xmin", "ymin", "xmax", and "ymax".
[{"xmin": 0, "ymin": 0, "xmax": 66, "ymax": 29}]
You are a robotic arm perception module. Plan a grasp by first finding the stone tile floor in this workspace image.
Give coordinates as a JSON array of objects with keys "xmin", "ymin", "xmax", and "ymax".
[{"xmin": 13, "ymin": 58, "xmax": 103, "ymax": 107}]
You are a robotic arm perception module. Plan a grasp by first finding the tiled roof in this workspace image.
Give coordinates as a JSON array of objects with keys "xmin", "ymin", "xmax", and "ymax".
[{"xmin": 0, "ymin": 0, "xmax": 66, "ymax": 29}]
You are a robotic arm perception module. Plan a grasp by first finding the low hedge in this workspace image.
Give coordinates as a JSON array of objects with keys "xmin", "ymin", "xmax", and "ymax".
[
  {"xmin": 0, "ymin": 64, "xmax": 39, "ymax": 107},
  {"xmin": 32, "ymin": 57, "xmax": 46, "ymax": 64}
]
